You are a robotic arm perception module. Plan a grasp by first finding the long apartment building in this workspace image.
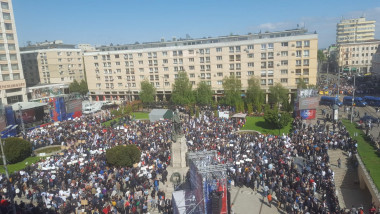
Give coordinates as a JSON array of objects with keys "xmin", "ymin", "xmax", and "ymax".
[
  {"xmin": 0, "ymin": 0, "xmax": 26, "ymax": 105},
  {"xmin": 338, "ymin": 40, "xmax": 380, "ymax": 74},
  {"xmin": 21, "ymin": 48, "xmax": 85, "ymax": 86},
  {"xmin": 84, "ymin": 29, "xmax": 318, "ymax": 102},
  {"xmin": 337, "ymin": 17, "xmax": 376, "ymax": 44}
]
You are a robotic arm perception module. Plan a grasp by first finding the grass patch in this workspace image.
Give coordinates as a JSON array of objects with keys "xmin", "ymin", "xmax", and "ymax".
[
  {"xmin": 34, "ymin": 146, "xmax": 61, "ymax": 154},
  {"xmin": 342, "ymin": 119, "xmax": 380, "ymax": 191},
  {"xmin": 102, "ymin": 112, "xmax": 149, "ymax": 127},
  {"xmin": 241, "ymin": 116, "xmax": 292, "ymax": 135},
  {"xmin": 0, "ymin": 156, "xmax": 41, "ymax": 174}
]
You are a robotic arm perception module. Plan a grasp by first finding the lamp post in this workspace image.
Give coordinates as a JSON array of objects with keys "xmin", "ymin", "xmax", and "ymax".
[
  {"xmin": 350, "ymin": 75, "xmax": 356, "ymax": 123},
  {"xmin": 278, "ymin": 113, "xmax": 282, "ymax": 136},
  {"xmin": 161, "ymin": 76, "xmax": 167, "ymax": 102}
]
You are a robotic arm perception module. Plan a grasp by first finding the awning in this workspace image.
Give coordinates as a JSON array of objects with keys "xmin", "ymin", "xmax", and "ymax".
[
  {"xmin": 343, "ymin": 68, "xmax": 349, "ymax": 71},
  {"xmin": 351, "ymin": 67, "xmax": 357, "ymax": 71}
]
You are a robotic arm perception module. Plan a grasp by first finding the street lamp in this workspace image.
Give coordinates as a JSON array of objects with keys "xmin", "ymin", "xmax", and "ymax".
[
  {"xmin": 161, "ymin": 76, "xmax": 167, "ymax": 102},
  {"xmin": 278, "ymin": 113, "xmax": 282, "ymax": 136}
]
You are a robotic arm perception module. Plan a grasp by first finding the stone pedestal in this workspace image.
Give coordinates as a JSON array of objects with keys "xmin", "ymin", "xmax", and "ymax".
[{"xmin": 171, "ymin": 135, "xmax": 188, "ymax": 168}]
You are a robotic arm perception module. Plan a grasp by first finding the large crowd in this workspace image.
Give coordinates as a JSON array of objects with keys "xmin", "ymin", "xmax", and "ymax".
[{"xmin": 0, "ymin": 105, "xmax": 378, "ymax": 213}]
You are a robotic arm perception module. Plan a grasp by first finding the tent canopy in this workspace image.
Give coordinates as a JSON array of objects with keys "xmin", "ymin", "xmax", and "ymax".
[
  {"xmin": 232, "ymin": 113, "xmax": 247, "ymax": 118},
  {"xmin": 148, "ymin": 109, "xmax": 173, "ymax": 122},
  {"xmin": 11, "ymin": 102, "xmax": 47, "ymax": 111}
]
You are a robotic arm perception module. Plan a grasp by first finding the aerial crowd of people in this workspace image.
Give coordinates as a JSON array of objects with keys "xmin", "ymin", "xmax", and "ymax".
[{"xmin": 0, "ymin": 103, "xmax": 378, "ymax": 213}]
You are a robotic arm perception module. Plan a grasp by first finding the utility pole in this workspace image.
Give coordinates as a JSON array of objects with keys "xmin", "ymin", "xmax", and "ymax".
[{"xmin": 351, "ymin": 75, "xmax": 356, "ymax": 123}]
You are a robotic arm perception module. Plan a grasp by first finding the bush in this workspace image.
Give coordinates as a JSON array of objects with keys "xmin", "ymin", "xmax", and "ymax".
[
  {"xmin": 1, "ymin": 137, "xmax": 32, "ymax": 164},
  {"xmin": 106, "ymin": 144, "xmax": 141, "ymax": 167}
]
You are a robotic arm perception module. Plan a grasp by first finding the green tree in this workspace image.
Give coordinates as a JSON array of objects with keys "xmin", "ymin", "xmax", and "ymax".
[
  {"xmin": 246, "ymin": 77, "xmax": 265, "ymax": 112},
  {"xmin": 139, "ymin": 80, "xmax": 156, "ymax": 106},
  {"xmin": 297, "ymin": 78, "xmax": 308, "ymax": 89},
  {"xmin": 106, "ymin": 145, "xmax": 141, "ymax": 167},
  {"xmin": 318, "ymin": 50, "xmax": 327, "ymax": 73},
  {"xmin": 263, "ymin": 106, "xmax": 291, "ymax": 130},
  {"xmin": 78, "ymin": 80, "xmax": 89, "ymax": 96},
  {"xmin": 69, "ymin": 80, "xmax": 80, "ymax": 94},
  {"xmin": 222, "ymin": 75, "xmax": 242, "ymax": 107},
  {"xmin": 195, "ymin": 81, "xmax": 213, "ymax": 105},
  {"xmin": 269, "ymin": 83, "xmax": 288, "ymax": 108},
  {"xmin": 171, "ymin": 71, "xmax": 194, "ymax": 105}
]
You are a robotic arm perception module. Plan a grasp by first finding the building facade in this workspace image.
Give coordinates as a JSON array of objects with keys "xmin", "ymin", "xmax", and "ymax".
[
  {"xmin": 337, "ymin": 17, "xmax": 376, "ymax": 44},
  {"xmin": 84, "ymin": 29, "xmax": 318, "ymax": 102},
  {"xmin": 21, "ymin": 49, "xmax": 85, "ymax": 86},
  {"xmin": 372, "ymin": 45, "xmax": 380, "ymax": 77},
  {"xmin": 0, "ymin": 0, "xmax": 27, "ymax": 105},
  {"xmin": 338, "ymin": 41, "xmax": 380, "ymax": 74}
]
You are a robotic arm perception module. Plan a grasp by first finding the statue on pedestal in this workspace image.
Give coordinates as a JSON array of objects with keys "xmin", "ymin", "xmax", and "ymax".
[{"xmin": 172, "ymin": 109, "xmax": 182, "ymax": 141}]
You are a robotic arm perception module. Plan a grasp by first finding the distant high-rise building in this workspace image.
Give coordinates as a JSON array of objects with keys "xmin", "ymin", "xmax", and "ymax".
[
  {"xmin": 336, "ymin": 17, "xmax": 376, "ymax": 44},
  {"xmin": 0, "ymin": 0, "xmax": 27, "ymax": 105}
]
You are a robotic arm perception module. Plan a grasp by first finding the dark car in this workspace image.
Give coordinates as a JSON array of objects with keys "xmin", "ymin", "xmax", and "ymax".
[{"xmin": 361, "ymin": 115, "xmax": 378, "ymax": 123}]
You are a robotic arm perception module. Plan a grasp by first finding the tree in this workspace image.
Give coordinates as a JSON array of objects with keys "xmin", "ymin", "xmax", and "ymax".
[
  {"xmin": 139, "ymin": 80, "xmax": 156, "ymax": 106},
  {"xmin": 263, "ymin": 106, "xmax": 291, "ymax": 130},
  {"xmin": 222, "ymin": 75, "xmax": 242, "ymax": 107},
  {"xmin": 269, "ymin": 83, "xmax": 288, "ymax": 108},
  {"xmin": 297, "ymin": 78, "xmax": 308, "ymax": 89},
  {"xmin": 1, "ymin": 137, "xmax": 32, "ymax": 164},
  {"xmin": 78, "ymin": 80, "xmax": 89, "ymax": 96},
  {"xmin": 106, "ymin": 145, "xmax": 141, "ymax": 167},
  {"xmin": 69, "ymin": 80, "xmax": 80, "ymax": 94},
  {"xmin": 195, "ymin": 81, "xmax": 213, "ymax": 105},
  {"xmin": 318, "ymin": 50, "xmax": 327, "ymax": 73},
  {"xmin": 171, "ymin": 71, "xmax": 194, "ymax": 105},
  {"xmin": 246, "ymin": 77, "xmax": 265, "ymax": 112}
]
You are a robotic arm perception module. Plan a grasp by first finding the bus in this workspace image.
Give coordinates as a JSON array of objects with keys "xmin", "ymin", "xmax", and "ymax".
[
  {"xmin": 319, "ymin": 96, "xmax": 343, "ymax": 107},
  {"xmin": 363, "ymin": 96, "xmax": 380, "ymax": 107},
  {"xmin": 343, "ymin": 96, "xmax": 367, "ymax": 107}
]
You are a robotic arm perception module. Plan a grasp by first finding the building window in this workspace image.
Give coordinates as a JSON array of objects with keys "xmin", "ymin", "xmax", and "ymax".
[
  {"xmin": 304, "ymin": 40, "xmax": 310, "ymax": 47},
  {"xmin": 261, "ymin": 62, "xmax": 266, "ymax": 69},
  {"xmin": 268, "ymin": 79, "xmax": 273, "ymax": 85},
  {"xmin": 296, "ymin": 50, "xmax": 302, "ymax": 57},
  {"xmin": 229, "ymin": 47, "xmax": 234, "ymax": 53},
  {"xmin": 189, "ymin": 66, "xmax": 195, "ymax": 70},
  {"xmin": 261, "ymin": 44, "xmax": 266, "ymax": 50},
  {"xmin": 303, "ymin": 50, "xmax": 309, "ymax": 57},
  {"xmin": 248, "ymin": 53, "xmax": 254, "ymax": 58},
  {"xmin": 261, "ymin": 79, "xmax": 266, "ymax": 85},
  {"xmin": 229, "ymin": 64, "xmax": 234, "ymax": 70},
  {"xmin": 268, "ymin": 52, "xmax": 274, "ymax": 59},
  {"xmin": 189, "ymin": 58, "xmax": 194, "ymax": 62},
  {"xmin": 296, "ymin": 60, "xmax": 302, "ymax": 66},
  {"xmin": 267, "ymin": 71, "xmax": 274, "ymax": 77},
  {"xmin": 303, "ymin": 59, "xmax": 309, "ymax": 66},
  {"xmin": 261, "ymin": 53, "xmax": 266, "ymax": 59},
  {"xmin": 6, "ymin": 34, "xmax": 14, "ymax": 40},
  {"xmin": 1, "ymin": 2, "xmax": 9, "ymax": 10},
  {"xmin": 217, "ymin": 72, "xmax": 223, "ymax": 77},
  {"xmin": 296, "ymin": 69, "xmax": 302, "ymax": 75},
  {"xmin": 229, "ymin": 55, "xmax": 234, "ymax": 61},
  {"xmin": 217, "ymin": 64, "xmax": 223, "ymax": 69},
  {"xmin": 281, "ymin": 60, "xmax": 288, "ymax": 65},
  {"xmin": 235, "ymin": 63, "xmax": 241, "ymax": 70},
  {"xmin": 304, "ymin": 78, "xmax": 309, "ymax": 84},
  {"xmin": 261, "ymin": 71, "xmax": 266, "ymax": 77},
  {"xmin": 296, "ymin": 41, "xmax": 302, "ymax": 48},
  {"xmin": 216, "ymin": 56, "xmax": 222, "ymax": 60},
  {"xmin": 247, "ymin": 45, "xmax": 254, "ymax": 50},
  {"xmin": 3, "ymin": 13, "xmax": 11, "ymax": 20},
  {"xmin": 281, "ymin": 42, "xmax": 288, "ymax": 47},
  {"xmin": 268, "ymin": 43, "xmax": 274, "ymax": 49},
  {"xmin": 4, "ymin": 23, "xmax": 12, "ymax": 30},
  {"xmin": 281, "ymin": 51, "xmax": 288, "ymax": 56},
  {"xmin": 247, "ymin": 71, "xmax": 254, "ymax": 76},
  {"xmin": 189, "ymin": 73, "xmax": 195, "ymax": 78},
  {"xmin": 281, "ymin": 78, "xmax": 288, "ymax": 83},
  {"xmin": 235, "ymin": 46, "xmax": 241, "ymax": 52},
  {"xmin": 281, "ymin": 69, "xmax": 288, "ymax": 74},
  {"xmin": 216, "ymin": 47, "xmax": 222, "ymax": 52},
  {"xmin": 217, "ymin": 80, "xmax": 223, "ymax": 85},
  {"xmin": 303, "ymin": 69, "xmax": 309, "ymax": 75},
  {"xmin": 248, "ymin": 62, "xmax": 254, "ymax": 67}
]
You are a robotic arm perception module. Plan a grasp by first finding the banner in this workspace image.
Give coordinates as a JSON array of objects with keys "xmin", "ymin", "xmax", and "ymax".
[
  {"xmin": 297, "ymin": 89, "xmax": 318, "ymax": 99},
  {"xmin": 298, "ymin": 97, "xmax": 319, "ymax": 110},
  {"xmin": 300, "ymin": 109, "xmax": 316, "ymax": 120}
]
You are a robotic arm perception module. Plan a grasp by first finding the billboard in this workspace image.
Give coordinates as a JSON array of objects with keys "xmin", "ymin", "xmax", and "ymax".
[
  {"xmin": 298, "ymin": 97, "xmax": 319, "ymax": 110},
  {"xmin": 297, "ymin": 89, "xmax": 318, "ymax": 99},
  {"xmin": 300, "ymin": 109, "xmax": 316, "ymax": 120},
  {"xmin": 65, "ymin": 99, "xmax": 82, "ymax": 119}
]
